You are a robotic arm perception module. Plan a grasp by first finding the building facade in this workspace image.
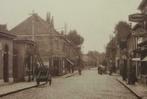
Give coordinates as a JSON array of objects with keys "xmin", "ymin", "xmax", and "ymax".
[
  {"xmin": 127, "ymin": 0, "xmax": 147, "ymax": 84},
  {"xmin": 0, "ymin": 25, "xmax": 15, "ymax": 82},
  {"xmin": 10, "ymin": 13, "xmax": 77, "ymax": 76},
  {"xmin": 13, "ymin": 40, "xmax": 36, "ymax": 82}
]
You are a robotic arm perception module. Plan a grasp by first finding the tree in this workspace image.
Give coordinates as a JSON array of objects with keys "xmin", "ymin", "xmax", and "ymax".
[
  {"xmin": 66, "ymin": 30, "xmax": 84, "ymax": 70},
  {"xmin": 114, "ymin": 21, "xmax": 131, "ymax": 49},
  {"xmin": 114, "ymin": 21, "xmax": 131, "ymax": 42},
  {"xmin": 87, "ymin": 51, "xmax": 100, "ymax": 66},
  {"xmin": 87, "ymin": 51, "xmax": 99, "ymax": 60},
  {"xmin": 66, "ymin": 30, "xmax": 84, "ymax": 46},
  {"xmin": 106, "ymin": 37, "xmax": 117, "ymax": 62}
]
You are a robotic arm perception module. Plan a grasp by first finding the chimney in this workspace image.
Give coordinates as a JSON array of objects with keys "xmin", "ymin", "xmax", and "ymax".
[
  {"xmin": 46, "ymin": 12, "xmax": 51, "ymax": 24},
  {"xmin": 51, "ymin": 16, "xmax": 54, "ymax": 28}
]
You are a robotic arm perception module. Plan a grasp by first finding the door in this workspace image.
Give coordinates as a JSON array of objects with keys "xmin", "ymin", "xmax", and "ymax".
[{"xmin": 3, "ymin": 44, "xmax": 9, "ymax": 82}]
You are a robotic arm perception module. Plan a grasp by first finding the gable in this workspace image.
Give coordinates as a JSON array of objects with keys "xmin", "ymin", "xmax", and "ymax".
[{"xmin": 10, "ymin": 13, "xmax": 55, "ymax": 35}]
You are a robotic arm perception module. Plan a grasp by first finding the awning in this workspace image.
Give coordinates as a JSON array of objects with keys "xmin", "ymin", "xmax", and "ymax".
[
  {"xmin": 132, "ymin": 58, "xmax": 141, "ymax": 61},
  {"xmin": 142, "ymin": 56, "xmax": 147, "ymax": 61},
  {"xmin": 138, "ymin": 40, "xmax": 147, "ymax": 46},
  {"xmin": 66, "ymin": 58, "xmax": 74, "ymax": 66}
]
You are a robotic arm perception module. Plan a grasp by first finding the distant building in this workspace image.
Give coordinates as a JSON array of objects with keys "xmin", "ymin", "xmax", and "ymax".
[{"xmin": 81, "ymin": 54, "xmax": 90, "ymax": 68}]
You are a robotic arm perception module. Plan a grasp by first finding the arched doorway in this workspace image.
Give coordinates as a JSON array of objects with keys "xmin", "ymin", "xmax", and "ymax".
[{"xmin": 3, "ymin": 44, "xmax": 9, "ymax": 82}]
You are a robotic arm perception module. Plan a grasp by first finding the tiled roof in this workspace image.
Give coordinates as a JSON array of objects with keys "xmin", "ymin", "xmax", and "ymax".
[{"xmin": 10, "ymin": 13, "xmax": 55, "ymax": 35}]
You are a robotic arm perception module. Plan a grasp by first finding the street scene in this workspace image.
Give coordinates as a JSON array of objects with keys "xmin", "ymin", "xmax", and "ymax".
[
  {"xmin": 0, "ymin": 69, "xmax": 137, "ymax": 99},
  {"xmin": 0, "ymin": 0, "xmax": 147, "ymax": 99}
]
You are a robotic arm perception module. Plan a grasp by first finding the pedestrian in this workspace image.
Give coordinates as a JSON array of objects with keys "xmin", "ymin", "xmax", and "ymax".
[
  {"xmin": 34, "ymin": 63, "xmax": 39, "ymax": 77},
  {"xmin": 97, "ymin": 66, "xmax": 99, "ymax": 74},
  {"xmin": 130, "ymin": 62, "xmax": 137, "ymax": 85},
  {"xmin": 121, "ymin": 60, "xmax": 127, "ymax": 81},
  {"xmin": 48, "ymin": 68, "xmax": 52, "ymax": 86},
  {"xmin": 109, "ymin": 64, "xmax": 113, "ymax": 75},
  {"xmin": 98, "ymin": 65, "xmax": 102, "ymax": 75},
  {"xmin": 48, "ymin": 73, "xmax": 52, "ymax": 86},
  {"xmin": 78, "ymin": 68, "xmax": 82, "ymax": 75},
  {"xmin": 78, "ymin": 56, "xmax": 83, "ymax": 75}
]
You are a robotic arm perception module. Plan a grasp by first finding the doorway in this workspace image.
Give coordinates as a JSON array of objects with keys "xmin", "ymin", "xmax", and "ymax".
[{"xmin": 3, "ymin": 44, "xmax": 9, "ymax": 82}]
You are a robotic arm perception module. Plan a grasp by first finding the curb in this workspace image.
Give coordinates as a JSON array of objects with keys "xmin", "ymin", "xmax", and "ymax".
[
  {"xmin": 116, "ymin": 79, "xmax": 142, "ymax": 99},
  {"xmin": 0, "ymin": 82, "xmax": 46, "ymax": 97}
]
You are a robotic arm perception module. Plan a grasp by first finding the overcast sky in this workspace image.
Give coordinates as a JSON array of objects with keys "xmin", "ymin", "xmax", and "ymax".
[{"xmin": 0, "ymin": 0, "xmax": 141, "ymax": 53}]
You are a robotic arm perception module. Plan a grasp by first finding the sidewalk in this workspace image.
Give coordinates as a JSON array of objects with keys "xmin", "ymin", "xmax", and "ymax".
[
  {"xmin": 0, "ymin": 81, "xmax": 45, "ymax": 97},
  {"xmin": 116, "ymin": 77, "xmax": 147, "ymax": 99},
  {"xmin": 0, "ymin": 72, "xmax": 78, "ymax": 97}
]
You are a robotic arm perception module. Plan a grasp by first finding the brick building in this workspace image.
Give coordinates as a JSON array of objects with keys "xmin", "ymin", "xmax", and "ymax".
[{"xmin": 10, "ymin": 13, "xmax": 77, "ymax": 76}]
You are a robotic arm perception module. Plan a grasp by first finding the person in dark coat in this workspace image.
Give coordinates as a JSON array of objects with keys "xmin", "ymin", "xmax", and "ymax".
[
  {"xmin": 121, "ymin": 59, "xmax": 127, "ymax": 81},
  {"xmin": 48, "ymin": 68, "xmax": 52, "ymax": 86},
  {"xmin": 129, "ymin": 62, "xmax": 137, "ymax": 85}
]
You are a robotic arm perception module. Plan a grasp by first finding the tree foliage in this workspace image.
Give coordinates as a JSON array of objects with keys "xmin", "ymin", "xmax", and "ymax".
[
  {"xmin": 87, "ymin": 51, "xmax": 100, "ymax": 66},
  {"xmin": 106, "ymin": 37, "xmax": 117, "ymax": 60},
  {"xmin": 87, "ymin": 51, "xmax": 100, "ymax": 61},
  {"xmin": 114, "ymin": 21, "xmax": 131, "ymax": 42},
  {"xmin": 66, "ymin": 30, "xmax": 84, "ymax": 46}
]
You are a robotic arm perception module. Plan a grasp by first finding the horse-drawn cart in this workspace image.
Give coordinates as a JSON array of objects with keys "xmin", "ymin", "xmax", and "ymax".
[{"xmin": 36, "ymin": 66, "xmax": 52, "ymax": 86}]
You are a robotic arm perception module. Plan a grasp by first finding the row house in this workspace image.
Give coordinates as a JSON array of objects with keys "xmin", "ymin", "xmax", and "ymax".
[
  {"xmin": 126, "ymin": 26, "xmax": 140, "ymax": 84},
  {"xmin": 128, "ymin": 0, "xmax": 147, "ymax": 84},
  {"xmin": 138, "ymin": 0, "xmax": 147, "ymax": 83}
]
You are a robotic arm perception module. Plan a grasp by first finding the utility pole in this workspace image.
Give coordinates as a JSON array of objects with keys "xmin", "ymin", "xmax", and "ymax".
[
  {"xmin": 32, "ymin": 12, "xmax": 35, "ymax": 41},
  {"xmin": 29, "ymin": 10, "xmax": 36, "ymax": 81},
  {"xmin": 29, "ymin": 10, "xmax": 35, "ymax": 41}
]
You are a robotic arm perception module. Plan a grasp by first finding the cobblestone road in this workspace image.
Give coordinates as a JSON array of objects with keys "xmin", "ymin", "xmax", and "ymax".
[{"xmin": 0, "ymin": 69, "xmax": 137, "ymax": 99}]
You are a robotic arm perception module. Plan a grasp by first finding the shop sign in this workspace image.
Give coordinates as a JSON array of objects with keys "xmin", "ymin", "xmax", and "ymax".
[{"xmin": 129, "ymin": 13, "xmax": 146, "ymax": 22}]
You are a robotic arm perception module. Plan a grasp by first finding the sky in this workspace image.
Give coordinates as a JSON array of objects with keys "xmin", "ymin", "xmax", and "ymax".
[{"xmin": 0, "ymin": 0, "xmax": 141, "ymax": 53}]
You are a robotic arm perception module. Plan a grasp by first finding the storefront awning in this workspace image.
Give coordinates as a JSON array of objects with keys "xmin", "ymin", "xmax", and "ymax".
[
  {"xmin": 138, "ymin": 40, "xmax": 147, "ymax": 46},
  {"xmin": 142, "ymin": 56, "xmax": 147, "ymax": 61},
  {"xmin": 132, "ymin": 58, "xmax": 141, "ymax": 61}
]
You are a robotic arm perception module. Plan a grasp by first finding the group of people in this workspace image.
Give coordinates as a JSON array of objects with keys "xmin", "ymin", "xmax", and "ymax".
[
  {"xmin": 120, "ymin": 59, "xmax": 137, "ymax": 85},
  {"xmin": 97, "ymin": 64, "xmax": 116, "ymax": 75}
]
